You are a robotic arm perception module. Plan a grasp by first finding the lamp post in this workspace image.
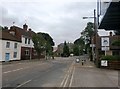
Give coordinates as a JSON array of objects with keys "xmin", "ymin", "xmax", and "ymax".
[{"xmin": 83, "ymin": 9, "xmax": 97, "ymax": 62}]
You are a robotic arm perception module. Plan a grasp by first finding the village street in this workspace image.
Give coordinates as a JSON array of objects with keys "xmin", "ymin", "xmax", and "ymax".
[{"xmin": 2, "ymin": 55, "xmax": 119, "ymax": 89}]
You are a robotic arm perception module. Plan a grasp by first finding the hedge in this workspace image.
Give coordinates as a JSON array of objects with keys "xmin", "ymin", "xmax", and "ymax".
[{"xmin": 101, "ymin": 55, "xmax": 120, "ymax": 61}]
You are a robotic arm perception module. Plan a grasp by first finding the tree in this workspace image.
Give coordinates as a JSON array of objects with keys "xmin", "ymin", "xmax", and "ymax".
[
  {"xmin": 32, "ymin": 33, "xmax": 46, "ymax": 58},
  {"xmin": 74, "ymin": 36, "xmax": 85, "ymax": 45},
  {"xmin": 40, "ymin": 32, "xmax": 54, "ymax": 46},
  {"xmin": 73, "ymin": 45, "xmax": 80, "ymax": 56},
  {"xmin": 81, "ymin": 22, "xmax": 94, "ymax": 53},
  {"xmin": 62, "ymin": 41, "xmax": 70, "ymax": 57},
  {"xmin": 73, "ymin": 36, "xmax": 85, "ymax": 55},
  {"xmin": 32, "ymin": 32, "xmax": 55, "ymax": 59},
  {"xmin": 39, "ymin": 32, "xmax": 55, "ymax": 56}
]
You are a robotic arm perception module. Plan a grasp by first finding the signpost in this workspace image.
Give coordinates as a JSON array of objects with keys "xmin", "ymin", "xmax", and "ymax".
[{"xmin": 101, "ymin": 37, "xmax": 109, "ymax": 56}]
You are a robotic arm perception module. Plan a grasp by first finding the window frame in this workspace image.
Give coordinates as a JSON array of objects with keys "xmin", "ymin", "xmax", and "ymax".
[
  {"xmin": 25, "ymin": 50, "xmax": 29, "ymax": 56},
  {"xmin": 28, "ymin": 39, "xmax": 30, "ymax": 44},
  {"xmin": 6, "ymin": 42, "xmax": 10, "ymax": 48},
  {"xmin": 14, "ymin": 43, "xmax": 18, "ymax": 49},
  {"xmin": 13, "ymin": 52, "xmax": 17, "ymax": 58},
  {"xmin": 25, "ymin": 38, "xmax": 27, "ymax": 44}
]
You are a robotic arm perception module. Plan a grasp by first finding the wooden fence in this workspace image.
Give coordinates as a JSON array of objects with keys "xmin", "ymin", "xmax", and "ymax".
[{"xmin": 100, "ymin": 61, "xmax": 120, "ymax": 70}]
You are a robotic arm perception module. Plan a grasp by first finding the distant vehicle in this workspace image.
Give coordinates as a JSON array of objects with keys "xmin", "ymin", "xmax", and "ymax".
[
  {"xmin": 70, "ymin": 54, "xmax": 74, "ymax": 57},
  {"xmin": 76, "ymin": 58, "xmax": 80, "ymax": 63}
]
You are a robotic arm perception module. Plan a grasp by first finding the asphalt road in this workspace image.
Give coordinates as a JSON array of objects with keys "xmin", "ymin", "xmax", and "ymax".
[
  {"xmin": 2, "ymin": 56, "xmax": 120, "ymax": 89},
  {"xmin": 2, "ymin": 57, "xmax": 74, "ymax": 88}
]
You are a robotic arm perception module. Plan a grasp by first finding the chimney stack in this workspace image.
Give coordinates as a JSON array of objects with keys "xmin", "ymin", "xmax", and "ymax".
[
  {"xmin": 23, "ymin": 23, "xmax": 28, "ymax": 31},
  {"xmin": 29, "ymin": 28, "xmax": 32, "ymax": 31},
  {"xmin": 109, "ymin": 32, "xmax": 112, "ymax": 36}
]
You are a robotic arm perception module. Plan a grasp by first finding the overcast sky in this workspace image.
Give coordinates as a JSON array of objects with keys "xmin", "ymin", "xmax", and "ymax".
[{"xmin": 0, "ymin": 0, "xmax": 111, "ymax": 46}]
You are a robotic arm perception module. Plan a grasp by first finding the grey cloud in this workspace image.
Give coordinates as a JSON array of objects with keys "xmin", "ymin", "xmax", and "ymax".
[
  {"xmin": 0, "ymin": 6, "xmax": 20, "ymax": 27},
  {"xmin": 1, "ymin": 1, "xmax": 96, "ymax": 46}
]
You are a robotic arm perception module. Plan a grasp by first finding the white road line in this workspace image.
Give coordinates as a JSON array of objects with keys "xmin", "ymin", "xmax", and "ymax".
[
  {"xmin": 60, "ymin": 65, "xmax": 71, "ymax": 87},
  {"xmin": 63, "ymin": 74, "xmax": 69, "ymax": 87},
  {"xmin": 3, "ymin": 71, "xmax": 12, "ymax": 74},
  {"xmin": 60, "ymin": 67, "xmax": 70, "ymax": 87},
  {"xmin": 3, "ymin": 67, "xmax": 27, "ymax": 74},
  {"xmin": 60, "ymin": 73, "xmax": 68, "ymax": 87},
  {"xmin": 60, "ymin": 61, "xmax": 74, "ymax": 87},
  {"xmin": 3, "ymin": 63, "xmax": 45, "ymax": 74},
  {"xmin": 16, "ymin": 80, "xmax": 31, "ymax": 88},
  {"xmin": 12, "ymin": 68, "xmax": 24, "ymax": 72},
  {"xmin": 69, "ymin": 66, "xmax": 75, "ymax": 87}
]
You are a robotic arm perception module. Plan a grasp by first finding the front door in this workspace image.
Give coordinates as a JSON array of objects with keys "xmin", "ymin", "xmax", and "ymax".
[{"xmin": 5, "ymin": 53, "xmax": 10, "ymax": 61}]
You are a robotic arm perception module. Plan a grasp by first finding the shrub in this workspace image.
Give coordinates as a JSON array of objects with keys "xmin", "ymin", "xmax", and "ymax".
[
  {"xmin": 112, "ymin": 40, "xmax": 120, "ymax": 46},
  {"xmin": 101, "ymin": 55, "xmax": 120, "ymax": 61}
]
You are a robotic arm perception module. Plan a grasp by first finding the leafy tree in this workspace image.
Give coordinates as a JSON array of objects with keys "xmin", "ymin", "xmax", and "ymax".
[
  {"xmin": 74, "ymin": 36, "xmax": 85, "ymax": 55},
  {"xmin": 62, "ymin": 41, "xmax": 70, "ymax": 57},
  {"xmin": 74, "ymin": 36, "xmax": 85, "ymax": 45},
  {"xmin": 32, "ymin": 33, "xmax": 46, "ymax": 58},
  {"xmin": 40, "ymin": 32, "xmax": 54, "ymax": 46},
  {"xmin": 39, "ymin": 32, "xmax": 55, "ymax": 56},
  {"xmin": 81, "ymin": 22, "xmax": 94, "ymax": 53},
  {"xmin": 73, "ymin": 45, "xmax": 80, "ymax": 56},
  {"xmin": 32, "ymin": 32, "xmax": 55, "ymax": 59}
]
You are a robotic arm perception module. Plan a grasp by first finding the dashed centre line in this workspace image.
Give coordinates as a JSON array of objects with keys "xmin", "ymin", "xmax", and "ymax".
[{"xmin": 3, "ymin": 63, "xmax": 45, "ymax": 74}]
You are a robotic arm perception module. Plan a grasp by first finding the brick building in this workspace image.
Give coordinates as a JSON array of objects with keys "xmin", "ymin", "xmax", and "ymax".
[{"xmin": 9, "ymin": 24, "xmax": 38, "ymax": 60}]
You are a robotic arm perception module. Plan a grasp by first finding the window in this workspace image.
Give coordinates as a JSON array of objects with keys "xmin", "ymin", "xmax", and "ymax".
[
  {"xmin": 13, "ymin": 52, "xmax": 17, "ymax": 58},
  {"xmin": 25, "ymin": 38, "xmax": 27, "ymax": 44},
  {"xmin": 14, "ymin": 43, "xmax": 17, "ymax": 49},
  {"xmin": 6, "ymin": 42, "xmax": 10, "ymax": 48},
  {"xmin": 28, "ymin": 39, "xmax": 30, "ymax": 44},
  {"xmin": 25, "ymin": 50, "xmax": 29, "ymax": 55}
]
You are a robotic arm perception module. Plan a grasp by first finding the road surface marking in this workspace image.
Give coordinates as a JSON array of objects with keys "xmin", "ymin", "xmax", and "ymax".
[
  {"xmin": 3, "ymin": 67, "xmax": 28, "ymax": 74},
  {"xmin": 60, "ymin": 63, "xmax": 71, "ymax": 87},
  {"xmin": 60, "ymin": 61, "xmax": 74, "ymax": 87},
  {"xmin": 16, "ymin": 80, "xmax": 31, "ymax": 88},
  {"xmin": 69, "ymin": 66, "xmax": 75, "ymax": 87},
  {"xmin": 79, "ymin": 66, "xmax": 94, "ymax": 68},
  {"xmin": 3, "ymin": 63, "xmax": 45, "ymax": 74},
  {"xmin": 60, "ymin": 72, "xmax": 68, "ymax": 87},
  {"xmin": 60, "ymin": 66, "xmax": 70, "ymax": 87},
  {"xmin": 63, "ymin": 73, "xmax": 70, "ymax": 87}
]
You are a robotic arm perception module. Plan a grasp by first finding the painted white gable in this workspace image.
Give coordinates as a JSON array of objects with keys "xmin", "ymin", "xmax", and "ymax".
[{"xmin": 21, "ymin": 35, "xmax": 34, "ymax": 48}]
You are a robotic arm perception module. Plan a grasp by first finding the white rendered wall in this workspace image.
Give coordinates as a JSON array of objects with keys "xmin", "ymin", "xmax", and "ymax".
[
  {"xmin": 21, "ymin": 36, "xmax": 34, "ymax": 48},
  {"xmin": 1, "ymin": 40, "xmax": 21, "ymax": 61}
]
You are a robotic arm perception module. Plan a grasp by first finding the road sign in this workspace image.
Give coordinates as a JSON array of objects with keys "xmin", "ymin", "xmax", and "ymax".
[
  {"xmin": 101, "ymin": 37, "xmax": 109, "ymax": 46},
  {"xmin": 101, "ymin": 60, "xmax": 108, "ymax": 66},
  {"xmin": 101, "ymin": 46, "xmax": 109, "ymax": 51}
]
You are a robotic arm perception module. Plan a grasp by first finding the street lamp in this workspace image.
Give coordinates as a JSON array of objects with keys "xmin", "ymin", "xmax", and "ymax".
[{"xmin": 83, "ymin": 17, "xmax": 94, "ymax": 19}]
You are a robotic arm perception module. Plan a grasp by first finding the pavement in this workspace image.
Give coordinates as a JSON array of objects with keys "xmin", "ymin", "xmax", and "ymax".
[
  {"xmin": 69, "ymin": 55, "xmax": 120, "ymax": 88},
  {"xmin": 0, "ymin": 58, "xmax": 52, "ymax": 65}
]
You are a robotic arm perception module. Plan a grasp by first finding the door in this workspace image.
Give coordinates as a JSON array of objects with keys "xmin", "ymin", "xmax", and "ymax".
[{"xmin": 5, "ymin": 53, "xmax": 10, "ymax": 61}]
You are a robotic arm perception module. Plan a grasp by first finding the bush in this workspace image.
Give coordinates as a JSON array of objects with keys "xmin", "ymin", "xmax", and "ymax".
[
  {"xmin": 112, "ymin": 40, "xmax": 120, "ymax": 46},
  {"xmin": 101, "ymin": 55, "xmax": 120, "ymax": 61}
]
